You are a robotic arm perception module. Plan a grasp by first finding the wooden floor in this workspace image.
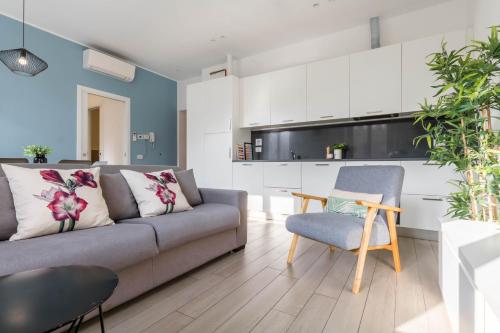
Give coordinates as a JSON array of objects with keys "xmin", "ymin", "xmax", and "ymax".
[{"xmin": 81, "ymin": 219, "xmax": 451, "ymax": 333}]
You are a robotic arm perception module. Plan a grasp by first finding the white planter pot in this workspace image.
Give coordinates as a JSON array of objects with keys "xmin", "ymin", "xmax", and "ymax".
[
  {"xmin": 333, "ymin": 149, "xmax": 343, "ymax": 160},
  {"xmin": 440, "ymin": 219, "xmax": 500, "ymax": 333}
]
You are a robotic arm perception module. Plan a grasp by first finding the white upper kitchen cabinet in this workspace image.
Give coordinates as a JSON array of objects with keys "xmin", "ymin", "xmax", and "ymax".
[
  {"xmin": 189, "ymin": 76, "xmax": 238, "ymax": 134},
  {"xmin": 350, "ymin": 44, "xmax": 402, "ymax": 117},
  {"xmin": 402, "ymin": 30, "xmax": 466, "ymax": 112},
  {"xmin": 240, "ymin": 73, "xmax": 271, "ymax": 128},
  {"xmin": 270, "ymin": 65, "xmax": 307, "ymax": 125},
  {"xmin": 307, "ymin": 56, "xmax": 350, "ymax": 122}
]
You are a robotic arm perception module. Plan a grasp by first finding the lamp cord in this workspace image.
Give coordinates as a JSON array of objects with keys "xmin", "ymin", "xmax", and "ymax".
[{"xmin": 22, "ymin": 0, "xmax": 25, "ymax": 48}]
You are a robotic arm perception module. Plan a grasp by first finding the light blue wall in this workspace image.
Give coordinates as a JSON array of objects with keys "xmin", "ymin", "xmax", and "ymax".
[{"xmin": 0, "ymin": 15, "xmax": 177, "ymax": 164}]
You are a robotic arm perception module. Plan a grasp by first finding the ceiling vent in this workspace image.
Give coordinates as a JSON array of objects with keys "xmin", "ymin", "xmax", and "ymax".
[
  {"xmin": 83, "ymin": 49, "xmax": 135, "ymax": 82},
  {"xmin": 370, "ymin": 17, "xmax": 380, "ymax": 49}
]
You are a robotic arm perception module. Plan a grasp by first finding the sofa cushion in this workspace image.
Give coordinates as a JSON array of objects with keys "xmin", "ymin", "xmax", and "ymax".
[
  {"xmin": 1, "ymin": 165, "xmax": 114, "ymax": 241},
  {"xmin": 0, "ymin": 177, "xmax": 17, "ymax": 241},
  {"xmin": 120, "ymin": 169, "xmax": 192, "ymax": 217},
  {"xmin": 286, "ymin": 212, "xmax": 390, "ymax": 250},
  {"xmin": 100, "ymin": 173, "xmax": 140, "ymax": 220},
  {"xmin": 175, "ymin": 169, "xmax": 202, "ymax": 207},
  {"xmin": 0, "ymin": 223, "xmax": 158, "ymax": 277},
  {"xmin": 119, "ymin": 203, "xmax": 240, "ymax": 251}
]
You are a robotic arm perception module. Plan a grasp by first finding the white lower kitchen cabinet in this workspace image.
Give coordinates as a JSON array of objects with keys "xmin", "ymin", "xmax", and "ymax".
[
  {"xmin": 400, "ymin": 194, "xmax": 449, "ymax": 231},
  {"xmin": 345, "ymin": 161, "xmax": 401, "ymax": 166},
  {"xmin": 232, "ymin": 162, "xmax": 264, "ymax": 212},
  {"xmin": 263, "ymin": 162, "xmax": 301, "ymax": 188},
  {"xmin": 401, "ymin": 161, "xmax": 459, "ymax": 196},
  {"xmin": 263, "ymin": 187, "xmax": 301, "ymax": 221},
  {"xmin": 301, "ymin": 162, "xmax": 345, "ymax": 212}
]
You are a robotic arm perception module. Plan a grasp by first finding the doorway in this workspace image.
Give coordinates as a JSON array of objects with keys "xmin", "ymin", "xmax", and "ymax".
[{"xmin": 77, "ymin": 86, "xmax": 131, "ymax": 164}]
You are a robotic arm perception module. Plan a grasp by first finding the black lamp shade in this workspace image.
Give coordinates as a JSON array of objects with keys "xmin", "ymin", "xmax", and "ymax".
[{"xmin": 0, "ymin": 48, "xmax": 48, "ymax": 76}]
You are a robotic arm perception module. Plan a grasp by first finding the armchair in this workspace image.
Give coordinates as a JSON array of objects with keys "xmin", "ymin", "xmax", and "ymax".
[{"xmin": 286, "ymin": 165, "xmax": 404, "ymax": 294}]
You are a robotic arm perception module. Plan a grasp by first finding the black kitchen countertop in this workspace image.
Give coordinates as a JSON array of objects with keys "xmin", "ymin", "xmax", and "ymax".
[{"xmin": 232, "ymin": 158, "xmax": 428, "ymax": 162}]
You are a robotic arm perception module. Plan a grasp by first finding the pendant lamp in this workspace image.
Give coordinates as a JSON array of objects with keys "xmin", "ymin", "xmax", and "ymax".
[{"xmin": 0, "ymin": 0, "xmax": 48, "ymax": 76}]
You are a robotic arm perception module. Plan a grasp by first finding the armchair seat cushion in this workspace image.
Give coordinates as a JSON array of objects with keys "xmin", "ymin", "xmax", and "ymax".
[{"xmin": 286, "ymin": 212, "xmax": 390, "ymax": 250}]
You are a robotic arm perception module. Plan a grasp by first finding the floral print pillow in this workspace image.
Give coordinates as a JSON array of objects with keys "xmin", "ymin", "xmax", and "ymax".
[
  {"xmin": 1, "ymin": 165, "xmax": 113, "ymax": 241},
  {"xmin": 120, "ymin": 169, "xmax": 192, "ymax": 217}
]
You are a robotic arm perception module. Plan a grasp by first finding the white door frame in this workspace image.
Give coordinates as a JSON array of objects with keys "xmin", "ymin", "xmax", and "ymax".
[{"xmin": 76, "ymin": 85, "xmax": 131, "ymax": 164}]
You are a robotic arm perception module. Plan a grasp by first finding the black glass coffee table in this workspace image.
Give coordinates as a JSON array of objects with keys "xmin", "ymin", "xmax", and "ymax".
[{"xmin": 0, "ymin": 265, "xmax": 118, "ymax": 333}]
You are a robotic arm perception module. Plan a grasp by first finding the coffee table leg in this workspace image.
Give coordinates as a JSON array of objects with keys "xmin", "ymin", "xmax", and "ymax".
[{"xmin": 99, "ymin": 305, "xmax": 105, "ymax": 333}]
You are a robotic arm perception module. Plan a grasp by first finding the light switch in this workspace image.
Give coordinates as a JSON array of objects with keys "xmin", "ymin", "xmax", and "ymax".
[{"xmin": 136, "ymin": 154, "xmax": 144, "ymax": 160}]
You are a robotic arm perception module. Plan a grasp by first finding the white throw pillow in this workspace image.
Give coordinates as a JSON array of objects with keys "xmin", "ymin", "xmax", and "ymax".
[
  {"xmin": 1, "ymin": 164, "xmax": 114, "ymax": 241},
  {"xmin": 120, "ymin": 169, "xmax": 192, "ymax": 217},
  {"xmin": 326, "ymin": 189, "xmax": 383, "ymax": 219}
]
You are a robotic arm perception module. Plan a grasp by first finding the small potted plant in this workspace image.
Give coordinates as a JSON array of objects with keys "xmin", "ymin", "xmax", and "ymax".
[
  {"xmin": 23, "ymin": 145, "xmax": 53, "ymax": 163},
  {"xmin": 331, "ymin": 143, "xmax": 347, "ymax": 160}
]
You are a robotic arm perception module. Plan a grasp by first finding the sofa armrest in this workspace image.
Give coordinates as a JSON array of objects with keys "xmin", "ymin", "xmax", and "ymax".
[{"xmin": 199, "ymin": 188, "xmax": 248, "ymax": 248}]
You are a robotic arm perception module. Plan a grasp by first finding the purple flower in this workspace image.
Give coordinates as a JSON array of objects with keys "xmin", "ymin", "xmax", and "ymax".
[
  {"xmin": 144, "ymin": 173, "xmax": 159, "ymax": 182},
  {"xmin": 155, "ymin": 185, "xmax": 176, "ymax": 205},
  {"xmin": 40, "ymin": 170, "xmax": 65, "ymax": 185},
  {"xmin": 160, "ymin": 172, "xmax": 177, "ymax": 184},
  {"xmin": 71, "ymin": 170, "xmax": 97, "ymax": 188},
  {"xmin": 47, "ymin": 191, "xmax": 88, "ymax": 221},
  {"xmin": 33, "ymin": 187, "xmax": 59, "ymax": 202}
]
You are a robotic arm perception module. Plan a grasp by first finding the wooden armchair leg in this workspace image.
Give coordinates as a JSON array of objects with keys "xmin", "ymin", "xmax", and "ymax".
[
  {"xmin": 352, "ymin": 207, "xmax": 377, "ymax": 294},
  {"xmin": 287, "ymin": 234, "xmax": 299, "ymax": 264},
  {"xmin": 386, "ymin": 210, "xmax": 401, "ymax": 272}
]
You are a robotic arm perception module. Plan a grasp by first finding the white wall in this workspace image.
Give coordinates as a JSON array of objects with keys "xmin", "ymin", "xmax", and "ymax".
[
  {"xmin": 470, "ymin": 0, "xmax": 500, "ymax": 131},
  {"xmin": 471, "ymin": 0, "xmax": 500, "ymax": 40},
  {"xmin": 177, "ymin": 76, "xmax": 201, "ymax": 111},
  {"xmin": 180, "ymin": 0, "xmax": 471, "ymax": 103},
  {"xmin": 237, "ymin": 0, "xmax": 470, "ymax": 77}
]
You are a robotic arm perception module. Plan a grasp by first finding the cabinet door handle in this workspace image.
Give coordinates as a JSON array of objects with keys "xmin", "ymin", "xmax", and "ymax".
[
  {"xmin": 242, "ymin": 163, "xmax": 253, "ymax": 166},
  {"xmin": 281, "ymin": 119, "xmax": 294, "ymax": 123},
  {"xmin": 315, "ymin": 163, "xmax": 329, "ymax": 166},
  {"xmin": 279, "ymin": 163, "xmax": 288, "ymax": 166},
  {"xmin": 249, "ymin": 122, "xmax": 260, "ymax": 126},
  {"xmin": 277, "ymin": 189, "xmax": 288, "ymax": 193},
  {"xmin": 422, "ymin": 197, "xmax": 444, "ymax": 201},
  {"xmin": 366, "ymin": 110, "xmax": 383, "ymax": 115},
  {"xmin": 228, "ymin": 147, "xmax": 232, "ymax": 159},
  {"xmin": 319, "ymin": 115, "xmax": 334, "ymax": 119}
]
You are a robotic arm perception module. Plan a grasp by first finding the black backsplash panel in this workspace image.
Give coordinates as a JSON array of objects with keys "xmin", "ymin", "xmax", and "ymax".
[{"xmin": 250, "ymin": 119, "xmax": 428, "ymax": 160}]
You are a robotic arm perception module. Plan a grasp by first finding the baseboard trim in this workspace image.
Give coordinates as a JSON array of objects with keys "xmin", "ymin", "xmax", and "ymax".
[{"xmin": 396, "ymin": 226, "xmax": 438, "ymax": 241}]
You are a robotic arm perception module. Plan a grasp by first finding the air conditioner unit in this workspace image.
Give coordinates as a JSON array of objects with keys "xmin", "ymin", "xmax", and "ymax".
[{"xmin": 83, "ymin": 49, "xmax": 135, "ymax": 82}]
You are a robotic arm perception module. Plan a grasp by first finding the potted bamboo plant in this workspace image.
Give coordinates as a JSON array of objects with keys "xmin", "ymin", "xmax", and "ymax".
[
  {"xmin": 415, "ymin": 26, "xmax": 499, "ymax": 224},
  {"xmin": 415, "ymin": 27, "xmax": 500, "ymax": 330}
]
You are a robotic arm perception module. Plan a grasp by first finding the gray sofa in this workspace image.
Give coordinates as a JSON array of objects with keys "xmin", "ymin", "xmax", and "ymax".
[{"xmin": 0, "ymin": 164, "xmax": 247, "ymax": 312}]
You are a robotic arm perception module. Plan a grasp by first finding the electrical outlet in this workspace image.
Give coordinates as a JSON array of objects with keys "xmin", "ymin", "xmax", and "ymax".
[{"xmin": 136, "ymin": 154, "xmax": 144, "ymax": 160}]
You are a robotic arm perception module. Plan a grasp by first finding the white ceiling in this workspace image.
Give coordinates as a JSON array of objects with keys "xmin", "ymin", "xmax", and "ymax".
[{"xmin": 0, "ymin": 0, "xmax": 450, "ymax": 80}]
